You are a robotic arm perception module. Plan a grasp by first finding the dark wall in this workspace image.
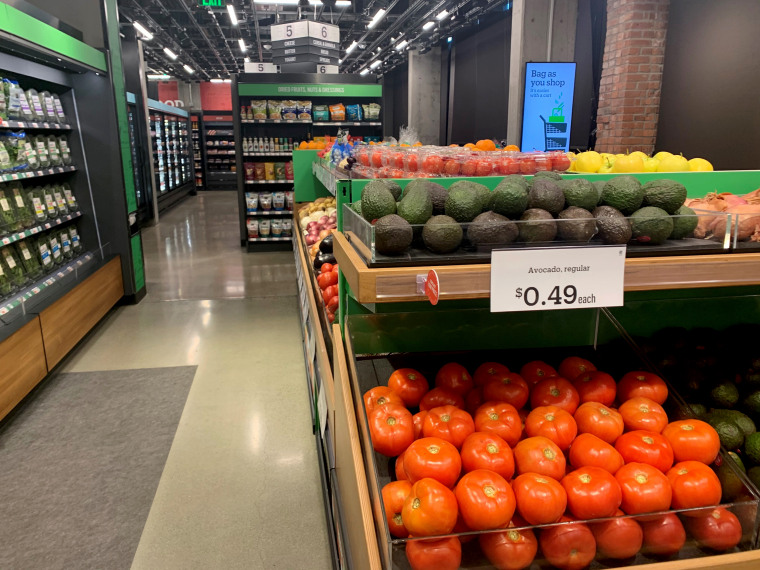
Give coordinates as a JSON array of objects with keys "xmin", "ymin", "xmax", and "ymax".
[
  {"xmin": 382, "ymin": 62, "xmax": 408, "ymax": 140},
  {"xmin": 657, "ymin": 0, "xmax": 760, "ymax": 169},
  {"xmin": 21, "ymin": 0, "xmax": 105, "ymax": 48},
  {"xmin": 448, "ymin": 14, "xmax": 512, "ymax": 144}
]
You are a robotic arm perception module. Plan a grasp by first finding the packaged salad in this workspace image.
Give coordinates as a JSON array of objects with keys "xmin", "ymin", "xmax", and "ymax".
[{"xmin": 15, "ymin": 240, "xmax": 43, "ymax": 280}]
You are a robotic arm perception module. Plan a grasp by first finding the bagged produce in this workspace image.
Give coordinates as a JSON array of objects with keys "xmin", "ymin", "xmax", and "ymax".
[
  {"xmin": 22, "ymin": 136, "xmax": 39, "ymax": 170},
  {"xmin": 296, "ymin": 101, "xmax": 312, "ymax": 120},
  {"xmin": 16, "ymin": 240, "xmax": 43, "ymax": 279},
  {"xmin": 68, "ymin": 224, "xmax": 82, "ymax": 254},
  {"xmin": 52, "ymin": 94, "xmax": 67, "ymax": 123},
  {"xmin": 9, "ymin": 81, "xmax": 33, "ymax": 121},
  {"xmin": 267, "ymin": 100, "xmax": 282, "ymax": 120},
  {"xmin": 35, "ymin": 236, "xmax": 54, "ymax": 270},
  {"xmin": 40, "ymin": 91, "xmax": 58, "ymax": 123},
  {"xmin": 34, "ymin": 135, "xmax": 50, "ymax": 168},
  {"xmin": 61, "ymin": 182, "xmax": 77, "ymax": 210},
  {"xmin": 329, "ymin": 103, "xmax": 346, "ymax": 121},
  {"xmin": 9, "ymin": 182, "xmax": 33, "ymax": 227},
  {"xmin": 251, "ymin": 100, "xmax": 267, "ymax": 120},
  {"xmin": 42, "ymin": 185, "xmax": 58, "ymax": 218},
  {"xmin": 0, "ymin": 184, "xmax": 20, "ymax": 232},
  {"xmin": 47, "ymin": 135, "xmax": 62, "ymax": 166},
  {"xmin": 27, "ymin": 186, "xmax": 47, "ymax": 223},
  {"xmin": 2, "ymin": 246, "xmax": 27, "ymax": 287},
  {"xmin": 58, "ymin": 228, "xmax": 73, "ymax": 260},
  {"xmin": 58, "ymin": 135, "xmax": 72, "ymax": 165},
  {"xmin": 0, "ymin": 257, "xmax": 13, "ymax": 297},
  {"xmin": 0, "ymin": 76, "xmax": 7, "ymax": 120},
  {"xmin": 0, "ymin": 139, "xmax": 14, "ymax": 172},
  {"xmin": 48, "ymin": 232, "xmax": 63, "ymax": 265},
  {"xmin": 25, "ymin": 89, "xmax": 44, "ymax": 121},
  {"xmin": 0, "ymin": 131, "xmax": 29, "ymax": 170},
  {"xmin": 52, "ymin": 184, "xmax": 68, "ymax": 215}
]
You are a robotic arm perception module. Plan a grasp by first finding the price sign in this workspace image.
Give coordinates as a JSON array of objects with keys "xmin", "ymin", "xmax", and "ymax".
[
  {"xmin": 425, "ymin": 270, "xmax": 440, "ymax": 305},
  {"xmin": 490, "ymin": 246, "xmax": 626, "ymax": 313},
  {"xmin": 244, "ymin": 62, "xmax": 278, "ymax": 74}
]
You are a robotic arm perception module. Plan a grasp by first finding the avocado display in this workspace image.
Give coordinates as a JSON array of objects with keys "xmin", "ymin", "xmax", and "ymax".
[
  {"xmin": 592, "ymin": 180, "xmax": 607, "ymax": 205},
  {"xmin": 489, "ymin": 178, "xmax": 529, "ymax": 219},
  {"xmin": 746, "ymin": 432, "xmax": 760, "ymax": 466},
  {"xmin": 381, "ymin": 179, "xmax": 403, "ymax": 201},
  {"xmin": 711, "ymin": 382, "xmax": 740, "ymax": 408},
  {"xmin": 563, "ymin": 178, "xmax": 599, "ymax": 211},
  {"xmin": 711, "ymin": 409, "xmax": 756, "ymax": 437},
  {"xmin": 502, "ymin": 174, "xmax": 530, "ymax": 191},
  {"xmin": 374, "ymin": 214, "xmax": 413, "ymax": 255},
  {"xmin": 642, "ymin": 179, "xmax": 688, "ymax": 214},
  {"xmin": 467, "ymin": 211, "xmax": 518, "ymax": 246},
  {"xmin": 716, "ymin": 451, "xmax": 745, "ymax": 501},
  {"xmin": 361, "ymin": 181, "xmax": 397, "ymax": 222},
  {"xmin": 349, "ymin": 201, "xmax": 362, "ymax": 217},
  {"xmin": 630, "ymin": 206, "xmax": 674, "ymax": 245},
  {"xmin": 708, "ymin": 417, "xmax": 744, "ymax": 450},
  {"xmin": 519, "ymin": 208, "xmax": 557, "ymax": 243},
  {"xmin": 445, "ymin": 185, "xmax": 483, "ymax": 222},
  {"xmin": 669, "ymin": 205, "xmax": 699, "ymax": 239},
  {"xmin": 396, "ymin": 186, "xmax": 433, "ymax": 225},
  {"xmin": 557, "ymin": 206, "xmax": 596, "ymax": 242},
  {"xmin": 534, "ymin": 171, "xmax": 563, "ymax": 181},
  {"xmin": 601, "ymin": 176, "xmax": 644, "ymax": 215},
  {"xmin": 422, "ymin": 215, "xmax": 464, "ymax": 253},
  {"xmin": 593, "ymin": 205, "xmax": 633, "ymax": 245},
  {"xmin": 449, "ymin": 180, "xmax": 491, "ymax": 212},
  {"xmin": 527, "ymin": 178, "xmax": 565, "ymax": 215}
]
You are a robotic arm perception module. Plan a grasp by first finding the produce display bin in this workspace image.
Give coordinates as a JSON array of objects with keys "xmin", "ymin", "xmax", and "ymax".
[
  {"xmin": 339, "ymin": 309, "xmax": 760, "ymax": 569},
  {"xmin": 342, "ymin": 204, "xmax": 731, "ymax": 268}
]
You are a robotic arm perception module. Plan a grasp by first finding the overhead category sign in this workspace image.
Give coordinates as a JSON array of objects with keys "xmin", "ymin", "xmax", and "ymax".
[
  {"xmin": 271, "ymin": 21, "xmax": 340, "ymax": 66},
  {"xmin": 238, "ymin": 83, "xmax": 382, "ymax": 98},
  {"xmin": 520, "ymin": 62, "xmax": 576, "ymax": 153},
  {"xmin": 198, "ymin": 0, "xmax": 226, "ymax": 8}
]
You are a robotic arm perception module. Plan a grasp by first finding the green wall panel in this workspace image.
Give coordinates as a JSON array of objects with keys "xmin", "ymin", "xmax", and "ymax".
[
  {"xmin": 238, "ymin": 83, "xmax": 382, "ymax": 98},
  {"xmin": 131, "ymin": 233, "xmax": 145, "ymax": 290}
]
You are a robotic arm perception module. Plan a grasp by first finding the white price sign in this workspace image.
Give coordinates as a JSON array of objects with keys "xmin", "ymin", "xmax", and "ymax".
[
  {"xmin": 490, "ymin": 246, "xmax": 626, "ymax": 312},
  {"xmin": 244, "ymin": 62, "xmax": 278, "ymax": 74},
  {"xmin": 271, "ymin": 21, "xmax": 309, "ymax": 42},
  {"xmin": 317, "ymin": 65, "xmax": 340, "ymax": 74}
]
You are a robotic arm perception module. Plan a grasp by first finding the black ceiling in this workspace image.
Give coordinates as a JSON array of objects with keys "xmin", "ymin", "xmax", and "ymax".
[{"xmin": 117, "ymin": 0, "xmax": 510, "ymax": 81}]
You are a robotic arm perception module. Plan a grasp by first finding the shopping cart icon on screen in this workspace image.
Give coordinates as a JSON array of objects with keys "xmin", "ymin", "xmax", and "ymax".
[{"xmin": 540, "ymin": 115, "xmax": 568, "ymax": 151}]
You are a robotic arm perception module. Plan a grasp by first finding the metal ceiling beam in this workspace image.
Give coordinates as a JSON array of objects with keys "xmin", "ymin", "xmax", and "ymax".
[{"xmin": 173, "ymin": 0, "xmax": 232, "ymax": 75}]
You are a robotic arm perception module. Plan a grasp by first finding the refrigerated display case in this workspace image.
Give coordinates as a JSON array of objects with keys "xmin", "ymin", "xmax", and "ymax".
[
  {"xmin": 147, "ymin": 99, "xmax": 194, "ymax": 212},
  {"xmin": 202, "ymin": 111, "xmax": 237, "ymax": 191},
  {"xmin": 191, "ymin": 113, "xmax": 204, "ymax": 189}
]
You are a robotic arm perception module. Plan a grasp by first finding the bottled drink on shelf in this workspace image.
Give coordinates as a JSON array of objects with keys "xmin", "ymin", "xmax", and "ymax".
[
  {"xmin": 264, "ymin": 137, "xmax": 270, "ymax": 152},
  {"xmin": 253, "ymin": 138, "xmax": 259, "ymax": 152},
  {"xmin": 242, "ymin": 138, "xmax": 249, "ymax": 152}
]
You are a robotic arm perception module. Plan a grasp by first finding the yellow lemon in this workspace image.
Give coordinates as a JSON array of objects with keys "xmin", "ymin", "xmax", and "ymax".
[
  {"xmin": 629, "ymin": 151, "xmax": 649, "ymax": 161},
  {"xmin": 575, "ymin": 151, "xmax": 603, "ymax": 173},
  {"xmin": 657, "ymin": 154, "xmax": 689, "ymax": 172},
  {"xmin": 688, "ymin": 158, "xmax": 714, "ymax": 171},
  {"xmin": 653, "ymin": 151, "xmax": 673, "ymax": 162}
]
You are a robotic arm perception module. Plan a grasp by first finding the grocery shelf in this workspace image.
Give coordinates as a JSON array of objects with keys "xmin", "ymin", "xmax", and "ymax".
[
  {"xmin": 0, "ymin": 165, "xmax": 77, "ymax": 182},
  {"xmin": 248, "ymin": 236, "xmax": 292, "ymax": 242},
  {"xmin": 243, "ymin": 152, "xmax": 294, "ymax": 157},
  {"xmin": 246, "ymin": 210, "xmax": 294, "ymax": 216},
  {"xmin": 241, "ymin": 119, "xmax": 312, "ymax": 124},
  {"xmin": 0, "ymin": 211, "xmax": 82, "ymax": 250},
  {"xmin": 244, "ymin": 180, "xmax": 293, "ymax": 185},
  {"xmin": 312, "ymin": 122, "xmax": 382, "ymax": 127},
  {"xmin": 333, "ymin": 231, "xmax": 760, "ymax": 304},
  {"xmin": 0, "ymin": 119, "xmax": 72, "ymax": 130}
]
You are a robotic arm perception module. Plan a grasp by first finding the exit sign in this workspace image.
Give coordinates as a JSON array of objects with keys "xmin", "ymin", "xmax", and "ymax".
[{"xmin": 198, "ymin": 0, "xmax": 226, "ymax": 8}]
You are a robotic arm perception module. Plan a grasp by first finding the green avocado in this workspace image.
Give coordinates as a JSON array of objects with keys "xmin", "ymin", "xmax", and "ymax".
[
  {"xmin": 557, "ymin": 206, "xmax": 596, "ymax": 242},
  {"xmin": 489, "ymin": 178, "xmax": 529, "ymax": 219},
  {"xmin": 403, "ymin": 179, "xmax": 449, "ymax": 215},
  {"xmin": 742, "ymin": 391, "xmax": 760, "ymax": 415},
  {"xmin": 717, "ymin": 451, "xmax": 746, "ymax": 502},
  {"xmin": 381, "ymin": 180, "xmax": 403, "ymax": 201},
  {"xmin": 563, "ymin": 178, "xmax": 599, "ymax": 211},
  {"xmin": 396, "ymin": 186, "xmax": 433, "ymax": 225},
  {"xmin": 708, "ymin": 418, "xmax": 744, "ymax": 450},
  {"xmin": 711, "ymin": 382, "xmax": 740, "ymax": 408},
  {"xmin": 711, "ymin": 409, "xmax": 756, "ymax": 437},
  {"xmin": 630, "ymin": 206, "xmax": 674, "ymax": 245},
  {"xmin": 534, "ymin": 171, "xmax": 563, "ymax": 181},
  {"xmin": 601, "ymin": 175, "xmax": 644, "ymax": 215},
  {"xmin": 467, "ymin": 211, "xmax": 518, "ymax": 246},
  {"xmin": 527, "ymin": 178, "xmax": 565, "ymax": 215},
  {"xmin": 519, "ymin": 208, "xmax": 557, "ymax": 243},
  {"xmin": 349, "ymin": 201, "xmax": 362, "ymax": 217},
  {"xmin": 642, "ymin": 179, "xmax": 688, "ymax": 215},
  {"xmin": 449, "ymin": 180, "xmax": 491, "ymax": 212},
  {"xmin": 744, "ymin": 432, "xmax": 760, "ymax": 466},
  {"xmin": 445, "ymin": 185, "xmax": 483, "ymax": 222},
  {"xmin": 422, "ymin": 215, "xmax": 463, "ymax": 253},
  {"xmin": 669, "ymin": 205, "xmax": 699, "ymax": 239},
  {"xmin": 374, "ymin": 214, "xmax": 413, "ymax": 255},
  {"xmin": 361, "ymin": 181, "xmax": 397, "ymax": 222},
  {"xmin": 593, "ymin": 205, "xmax": 633, "ymax": 245}
]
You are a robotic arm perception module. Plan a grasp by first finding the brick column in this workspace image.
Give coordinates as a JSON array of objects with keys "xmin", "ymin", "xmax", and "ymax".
[{"xmin": 596, "ymin": 0, "xmax": 669, "ymax": 154}]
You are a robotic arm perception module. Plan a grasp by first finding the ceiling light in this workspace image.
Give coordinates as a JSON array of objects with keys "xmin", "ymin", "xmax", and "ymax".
[
  {"xmin": 223, "ymin": 79, "xmax": 232, "ymax": 83},
  {"xmin": 338, "ymin": 59, "xmax": 342, "ymax": 64},
  {"xmin": 436, "ymin": 10, "xmax": 449, "ymax": 20},
  {"xmin": 370, "ymin": 60, "xmax": 381, "ymax": 69},
  {"xmin": 451, "ymin": 14, "xmax": 456, "ymax": 20},
  {"xmin": 346, "ymin": 41, "xmax": 358, "ymax": 54},
  {"xmin": 210, "ymin": 78, "xmax": 224, "ymax": 83},
  {"xmin": 336, "ymin": 1, "xmax": 351, "ymax": 5},
  {"xmin": 447, "ymin": 36, "xmax": 453, "ymax": 43},
  {"xmin": 367, "ymin": 9, "xmax": 386, "ymax": 29},
  {"xmin": 227, "ymin": 4, "xmax": 239, "ymax": 26},
  {"xmin": 163, "ymin": 47, "xmax": 178, "ymax": 60},
  {"xmin": 239, "ymin": 39, "xmax": 247, "ymax": 52},
  {"xmin": 133, "ymin": 21, "xmax": 153, "ymax": 41},
  {"xmin": 244, "ymin": 56, "xmax": 251, "ymax": 62},
  {"xmin": 263, "ymin": 44, "xmax": 272, "ymax": 50},
  {"xmin": 395, "ymin": 39, "xmax": 408, "ymax": 51},
  {"xmin": 360, "ymin": 69, "xmax": 370, "ymax": 75},
  {"xmin": 147, "ymin": 74, "xmax": 170, "ymax": 80},
  {"xmin": 183, "ymin": 64, "xmax": 194, "ymax": 74},
  {"xmin": 423, "ymin": 21, "xmax": 435, "ymax": 31}
]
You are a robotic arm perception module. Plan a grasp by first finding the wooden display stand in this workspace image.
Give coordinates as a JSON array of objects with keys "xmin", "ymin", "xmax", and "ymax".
[{"xmin": 0, "ymin": 257, "xmax": 124, "ymax": 421}]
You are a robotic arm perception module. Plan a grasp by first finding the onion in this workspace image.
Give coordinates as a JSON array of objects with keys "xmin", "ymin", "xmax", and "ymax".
[
  {"xmin": 318, "ymin": 216, "xmax": 329, "ymax": 225},
  {"xmin": 722, "ymin": 193, "xmax": 748, "ymax": 208},
  {"xmin": 319, "ymin": 229, "xmax": 331, "ymax": 240},
  {"xmin": 305, "ymin": 235, "xmax": 318, "ymax": 245}
]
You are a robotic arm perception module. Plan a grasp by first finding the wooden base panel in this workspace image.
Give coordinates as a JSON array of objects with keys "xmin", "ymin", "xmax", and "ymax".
[{"xmin": 0, "ymin": 318, "xmax": 47, "ymax": 421}]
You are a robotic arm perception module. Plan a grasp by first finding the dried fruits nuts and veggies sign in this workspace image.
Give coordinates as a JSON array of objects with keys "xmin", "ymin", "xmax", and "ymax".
[{"xmin": 238, "ymin": 83, "xmax": 382, "ymax": 98}]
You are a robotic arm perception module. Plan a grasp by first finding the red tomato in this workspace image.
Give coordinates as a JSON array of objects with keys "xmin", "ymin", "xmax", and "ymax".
[
  {"xmin": 388, "ymin": 368, "xmax": 429, "ymax": 408},
  {"xmin": 406, "ymin": 154, "xmax": 419, "ymax": 172},
  {"xmin": 317, "ymin": 273, "xmax": 331, "ymax": 290},
  {"xmin": 382, "ymin": 480, "xmax": 412, "ymax": 537},
  {"xmin": 574, "ymin": 402, "xmax": 624, "ymax": 444},
  {"xmin": 661, "ymin": 420, "xmax": 720, "ymax": 464},
  {"xmin": 461, "ymin": 159, "xmax": 478, "ymax": 176},
  {"xmin": 572, "ymin": 371, "xmax": 617, "ymax": 407},
  {"xmin": 615, "ymin": 430, "xmax": 674, "ymax": 473},
  {"xmin": 320, "ymin": 263, "xmax": 334, "ymax": 274},
  {"xmin": 558, "ymin": 356, "xmax": 597, "ymax": 382},
  {"xmin": 474, "ymin": 362, "xmax": 511, "ymax": 387},
  {"xmin": 618, "ymin": 371, "xmax": 668, "ymax": 405},
  {"xmin": 524, "ymin": 406, "xmax": 578, "ymax": 450},
  {"xmin": 562, "ymin": 466, "xmax": 622, "ymax": 520},
  {"xmin": 391, "ymin": 152, "xmax": 405, "ymax": 169},
  {"xmin": 534, "ymin": 154, "xmax": 551, "ymax": 172},
  {"xmin": 322, "ymin": 285, "xmax": 338, "ymax": 303},
  {"xmin": 422, "ymin": 405, "xmax": 475, "ymax": 449},
  {"xmin": 569, "ymin": 433, "xmax": 625, "ymax": 474},
  {"xmin": 512, "ymin": 472, "xmax": 567, "ymax": 525},
  {"xmin": 455, "ymin": 469, "xmax": 516, "ymax": 530},
  {"xmin": 479, "ymin": 527, "xmax": 538, "ymax": 570},
  {"xmin": 551, "ymin": 153, "xmax": 571, "ymax": 172},
  {"xmin": 368, "ymin": 404, "xmax": 415, "ymax": 457},
  {"xmin": 452, "ymin": 511, "xmax": 475, "ymax": 543},
  {"xmin": 422, "ymin": 154, "xmax": 443, "ymax": 174},
  {"xmin": 482, "ymin": 373, "xmax": 530, "ymax": 409},
  {"xmin": 519, "ymin": 157, "xmax": 537, "ymax": 175},
  {"xmin": 324, "ymin": 270, "xmax": 339, "ymax": 286},
  {"xmin": 412, "ymin": 411, "xmax": 427, "ymax": 440},
  {"xmin": 390, "ymin": 168, "xmax": 405, "ymax": 178},
  {"xmin": 395, "ymin": 449, "xmax": 408, "ymax": 481},
  {"xmin": 464, "ymin": 387, "xmax": 484, "ymax": 416},
  {"xmin": 442, "ymin": 158, "xmax": 461, "ymax": 176},
  {"xmin": 331, "ymin": 264, "xmax": 339, "ymax": 273},
  {"xmin": 667, "ymin": 461, "xmax": 722, "ymax": 514},
  {"xmin": 402, "ymin": 478, "xmax": 458, "ymax": 536},
  {"xmin": 403, "ymin": 437, "xmax": 462, "ymax": 488},
  {"xmin": 684, "ymin": 508, "xmax": 743, "ymax": 551},
  {"xmin": 406, "ymin": 537, "xmax": 461, "ymax": 570},
  {"xmin": 363, "ymin": 386, "xmax": 404, "ymax": 415},
  {"xmin": 640, "ymin": 513, "xmax": 686, "ymax": 556},
  {"xmin": 435, "ymin": 363, "xmax": 474, "ymax": 396},
  {"xmin": 520, "ymin": 360, "xmax": 558, "ymax": 385},
  {"xmin": 474, "ymin": 402, "xmax": 522, "ymax": 447},
  {"xmin": 513, "ymin": 436, "xmax": 566, "ymax": 480},
  {"xmin": 419, "ymin": 387, "xmax": 465, "ymax": 412},
  {"xmin": 495, "ymin": 156, "xmax": 520, "ymax": 175},
  {"xmin": 591, "ymin": 509, "xmax": 643, "ymax": 559},
  {"xmin": 619, "ymin": 397, "xmax": 668, "ymax": 433},
  {"xmin": 460, "ymin": 432, "xmax": 515, "ymax": 479},
  {"xmin": 530, "ymin": 378, "xmax": 580, "ymax": 414},
  {"xmin": 615, "ymin": 462, "xmax": 672, "ymax": 516},
  {"xmin": 371, "ymin": 150, "xmax": 384, "ymax": 168},
  {"xmin": 475, "ymin": 159, "xmax": 494, "ymax": 176},
  {"xmin": 539, "ymin": 516, "xmax": 596, "ymax": 570},
  {"xmin": 326, "ymin": 296, "xmax": 339, "ymax": 312}
]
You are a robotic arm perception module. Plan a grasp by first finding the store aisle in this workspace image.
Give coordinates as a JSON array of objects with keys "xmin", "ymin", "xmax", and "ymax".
[{"xmin": 59, "ymin": 192, "xmax": 332, "ymax": 569}]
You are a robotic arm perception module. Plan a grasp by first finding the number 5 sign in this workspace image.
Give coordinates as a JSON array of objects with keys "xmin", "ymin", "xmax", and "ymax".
[{"xmin": 245, "ymin": 62, "xmax": 278, "ymax": 73}]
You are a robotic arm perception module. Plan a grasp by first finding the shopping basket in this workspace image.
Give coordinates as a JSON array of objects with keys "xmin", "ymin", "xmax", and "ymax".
[{"xmin": 540, "ymin": 115, "xmax": 568, "ymax": 151}]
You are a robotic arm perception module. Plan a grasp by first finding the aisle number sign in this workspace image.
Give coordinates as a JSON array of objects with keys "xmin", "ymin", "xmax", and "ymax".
[
  {"xmin": 490, "ymin": 246, "xmax": 626, "ymax": 313},
  {"xmin": 244, "ymin": 62, "xmax": 278, "ymax": 74},
  {"xmin": 271, "ymin": 21, "xmax": 340, "ymax": 44},
  {"xmin": 520, "ymin": 62, "xmax": 576, "ymax": 153}
]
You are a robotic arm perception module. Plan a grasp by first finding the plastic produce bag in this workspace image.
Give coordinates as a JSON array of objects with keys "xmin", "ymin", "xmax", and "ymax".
[
  {"xmin": 9, "ymin": 182, "xmax": 33, "ymax": 228},
  {"xmin": 7, "ymin": 81, "xmax": 32, "ymax": 121},
  {"xmin": 52, "ymin": 184, "xmax": 68, "ymax": 215},
  {"xmin": 15, "ymin": 240, "xmax": 43, "ymax": 279},
  {"xmin": 68, "ymin": 224, "xmax": 82, "ymax": 254},
  {"xmin": 58, "ymin": 228, "xmax": 73, "ymax": 260},
  {"xmin": 346, "ymin": 104, "xmax": 363, "ymax": 122},
  {"xmin": 47, "ymin": 135, "xmax": 62, "ymax": 166},
  {"xmin": 35, "ymin": 236, "xmax": 54, "ymax": 270},
  {"xmin": 329, "ymin": 103, "xmax": 346, "ymax": 121},
  {"xmin": 58, "ymin": 135, "xmax": 72, "ymax": 165},
  {"xmin": 2, "ymin": 246, "xmax": 27, "ymax": 287},
  {"xmin": 52, "ymin": 94, "xmax": 66, "ymax": 124},
  {"xmin": 267, "ymin": 100, "xmax": 282, "ymax": 120},
  {"xmin": 42, "ymin": 185, "xmax": 58, "ymax": 219},
  {"xmin": 48, "ymin": 232, "xmax": 63, "ymax": 265},
  {"xmin": 62, "ymin": 182, "xmax": 77, "ymax": 210},
  {"xmin": 25, "ymin": 89, "xmax": 45, "ymax": 121},
  {"xmin": 27, "ymin": 186, "xmax": 47, "ymax": 223},
  {"xmin": 0, "ymin": 184, "xmax": 20, "ymax": 232},
  {"xmin": 297, "ymin": 101, "xmax": 312, "ymax": 120},
  {"xmin": 0, "ymin": 76, "xmax": 7, "ymax": 120},
  {"xmin": 40, "ymin": 91, "xmax": 58, "ymax": 123},
  {"xmin": 34, "ymin": 135, "xmax": 50, "ymax": 168},
  {"xmin": 0, "ymin": 131, "xmax": 29, "ymax": 171},
  {"xmin": 0, "ymin": 257, "xmax": 14, "ymax": 297}
]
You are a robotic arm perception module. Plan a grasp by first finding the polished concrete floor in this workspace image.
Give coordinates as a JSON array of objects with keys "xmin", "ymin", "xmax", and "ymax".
[{"xmin": 61, "ymin": 191, "xmax": 332, "ymax": 569}]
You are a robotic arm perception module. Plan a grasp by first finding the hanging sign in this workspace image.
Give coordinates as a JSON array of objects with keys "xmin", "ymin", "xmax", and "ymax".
[
  {"xmin": 520, "ymin": 62, "xmax": 576, "ymax": 152},
  {"xmin": 244, "ymin": 62, "xmax": 278, "ymax": 73},
  {"xmin": 198, "ymin": 0, "xmax": 226, "ymax": 8},
  {"xmin": 490, "ymin": 245, "xmax": 626, "ymax": 313}
]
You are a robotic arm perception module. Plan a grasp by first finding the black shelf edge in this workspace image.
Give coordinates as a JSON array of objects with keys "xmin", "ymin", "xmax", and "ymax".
[
  {"xmin": 1, "ymin": 210, "xmax": 82, "ymax": 251},
  {"xmin": 0, "ymin": 119, "xmax": 72, "ymax": 131},
  {"xmin": 0, "ymin": 165, "xmax": 76, "ymax": 182}
]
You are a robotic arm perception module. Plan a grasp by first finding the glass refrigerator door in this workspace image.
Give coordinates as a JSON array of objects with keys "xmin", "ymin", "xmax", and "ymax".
[
  {"xmin": 153, "ymin": 113, "xmax": 166, "ymax": 194},
  {"xmin": 127, "ymin": 104, "xmax": 144, "ymax": 208}
]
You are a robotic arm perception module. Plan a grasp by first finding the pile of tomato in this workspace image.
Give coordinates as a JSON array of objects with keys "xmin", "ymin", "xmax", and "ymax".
[
  {"xmin": 364, "ymin": 357, "xmax": 746, "ymax": 570},
  {"xmin": 316, "ymin": 263, "xmax": 339, "ymax": 323}
]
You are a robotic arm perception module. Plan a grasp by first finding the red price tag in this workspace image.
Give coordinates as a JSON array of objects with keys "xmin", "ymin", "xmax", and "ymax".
[{"xmin": 425, "ymin": 269, "xmax": 440, "ymax": 306}]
